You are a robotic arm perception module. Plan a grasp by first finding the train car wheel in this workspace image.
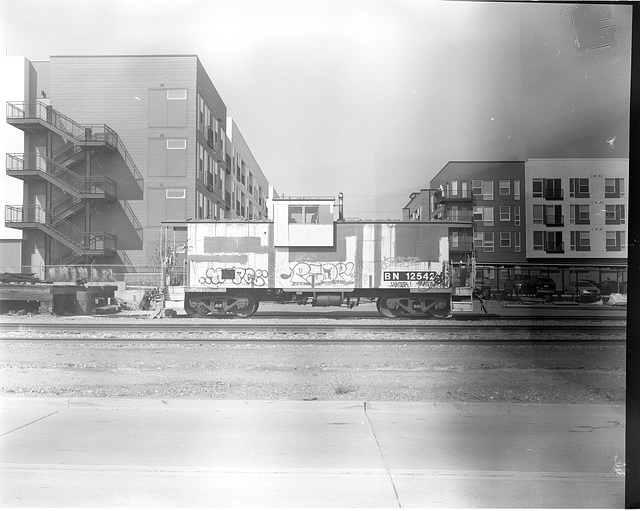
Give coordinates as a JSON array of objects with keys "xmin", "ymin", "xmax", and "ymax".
[
  {"xmin": 228, "ymin": 294, "xmax": 259, "ymax": 317},
  {"xmin": 425, "ymin": 297, "xmax": 451, "ymax": 318},
  {"xmin": 376, "ymin": 295, "xmax": 402, "ymax": 318}
]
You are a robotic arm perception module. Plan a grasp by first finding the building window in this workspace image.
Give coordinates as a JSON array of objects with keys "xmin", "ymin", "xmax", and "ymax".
[
  {"xmin": 605, "ymin": 178, "xmax": 624, "ymax": 198},
  {"xmin": 474, "ymin": 232, "xmax": 483, "ymax": 249},
  {"xmin": 545, "ymin": 232, "xmax": 564, "ymax": 253},
  {"xmin": 197, "ymin": 192, "xmax": 204, "ymax": 219},
  {"xmin": 570, "ymin": 231, "xmax": 591, "ymax": 251},
  {"xmin": 543, "ymin": 178, "xmax": 563, "ymax": 200},
  {"xmin": 167, "ymin": 139, "xmax": 186, "ymax": 149},
  {"xmin": 500, "ymin": 206, "xmax": 510, "ymax": 222},
  {"xmin": 606, "ymin": 231, "xmax": 624, "ymax": 251},
  {"xmin": 514, "ymin": 206, "xmax": 521, "ymax": 226},
  {"xmin": 533, "ymin": 179, "xmax": 543, "ymax": 198},
  {"xmin": 198, "ymin": 143, "xmax": 205, "ymax": 182},
  {"xmin": 570, "ymin": 204, "xmax": 590, "ymax": 225},
  {"xmin": 483, "ymin": 207, "xmax": 494, "ymax": 226},
  {"xmin": 483, "ymin": 232, "xmax": 494, "ymax": 252},
  {"xmin": 514, "ymin": 231, "xmax": 521, "ymax": 252},
  {"xmin": 544, "ymin": 205, "xmax": 563, "ymax": 226},
  {"xmin": 472, "ymin": 180, "xmax": 482, "ymax": 196},
  {"xmin": 514, "ymin": 180, "xmax": 521, "ymax": 200},
  {"xmin": 483, "ymin": 181, "xmax": 494, "ymax": 200},
  {"xmin": 499, "ymin": 180, "xmax": 510, "ymax": 196},
  {"xmin": 288, "ymin": 205, "xmax": 330, "ymax": 224},
  {"xmin": 605, "ymin": 205, "xmax": 625, "ymax": 225},
  {"xmin": 168, "ymin": 89, "xmax": 187, "ymax": 100},
  {"xmin": 569, "ymin": 178, "xmax": 590, "ymax": 198},
  {"xmin": 473, "ymin": 206, "xmax": 483, "ymax": 222},
  {"xmin": 500, "ymin": 232, "xmax": 511, "ymax": 248},
  {"xmin": 166, "ymin": 188, "xmax": 186, "ymax": 199},
  {"xmin": 533, "ymin": 205, "xmax": 543, "ymax": 224},
  {"xmin": 533, "ymin": 231, "xmax": 543, "ymax": 251}
]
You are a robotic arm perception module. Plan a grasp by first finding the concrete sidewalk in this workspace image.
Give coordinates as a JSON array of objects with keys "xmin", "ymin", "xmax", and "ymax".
[{"xmin": 0, "ymin": 398, "xmax": 625, "ymax": 507}]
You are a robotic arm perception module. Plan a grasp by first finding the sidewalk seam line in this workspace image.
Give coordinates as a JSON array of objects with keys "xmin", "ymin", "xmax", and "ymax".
[
  {"xmin": 364, "ymin": 401, "xmax": 402, "ymax": 508},
  {"xmin": 0, "ymin": 411, "xmax": 59, "ymax": 437}
]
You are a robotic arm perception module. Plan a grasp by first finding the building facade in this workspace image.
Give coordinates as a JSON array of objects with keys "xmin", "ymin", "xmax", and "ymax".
[
  {"xmin": 403, "ymin": 158, "xmax": 628, "ymax": 294},
  {"xmin": 525, "ymin": 158, "xmax": 628, "ymax": 264},
  {"xmin": 3, "ymin": 55, "xmax": 272, "ymax": 273},
  {"xmin": 423, "ymin": 161, "xmax": 527, "ymax": 266}
]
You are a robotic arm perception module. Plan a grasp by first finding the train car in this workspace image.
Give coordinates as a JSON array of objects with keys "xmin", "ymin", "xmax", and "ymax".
[{"xmin": 165, "ymin": 195, "xmax": 475, "ymax": 318}]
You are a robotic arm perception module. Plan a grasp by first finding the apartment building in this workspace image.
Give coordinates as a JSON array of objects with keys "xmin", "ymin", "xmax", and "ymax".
[
  {"xmin": 525, "ymin": 159, "xmax": 628, "ymax": 264},
  {"xmin": 3, "ymin": 55, "xmax": 272, "ymax": 272},
  {"xmin": 424, "ymin": 161, "xmax": 527, "ymax": 265}
]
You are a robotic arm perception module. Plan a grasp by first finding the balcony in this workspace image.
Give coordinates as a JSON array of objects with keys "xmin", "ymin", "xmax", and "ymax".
[
  {"xmin": 5, "ymin": 204, "xmax": 116, "ymax": 256},
  {"xmin": 7, "ymin": 101, "xmax": 143, "ymax": 195},
  {"xmin": 7, "ymin": 101, "xmax": 117, "ymax": 149},
  {"xmin": 545, "ymin": 242, "xmax": 565, "ymax": 253},
  {"xmin": 543, "ymin": 188, "xmax": 564, "ymax": 200},
  {"xmin": 544, "ymin": 215, "xmax": 564, "ymax": 227},
  {"xmin": 436, "ymin": 189, "xmax": 473, "ymax": 203},
  {"xmin": 7, "ymin": 153, "xmax": 117, "ymax": 200}
]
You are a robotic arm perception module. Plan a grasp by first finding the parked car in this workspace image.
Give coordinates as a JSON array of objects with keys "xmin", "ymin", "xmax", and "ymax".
[
  {"xmin": 565, "ymin": 280, "xmax": 602, "ymax": 302},
  {"xmin": 532, "ymin": 276, "xmax": 557, "ymax": 297}
]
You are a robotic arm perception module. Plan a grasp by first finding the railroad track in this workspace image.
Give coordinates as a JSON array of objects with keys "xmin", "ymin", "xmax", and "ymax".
[{"xmin": 0, "ymin": 320, "xmax": 626, "ymax": 339}]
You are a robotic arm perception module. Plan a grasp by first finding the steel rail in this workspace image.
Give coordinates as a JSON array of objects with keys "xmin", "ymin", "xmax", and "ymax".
[{"xmin": 0, "ymin": 321, "xmax": 626, "ymax": 336}]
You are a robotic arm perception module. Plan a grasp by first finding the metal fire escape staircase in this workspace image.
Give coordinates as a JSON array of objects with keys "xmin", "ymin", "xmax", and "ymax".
[{"xmin": 5, "ymin": 101, "xmax": 144, "ymax": 264}]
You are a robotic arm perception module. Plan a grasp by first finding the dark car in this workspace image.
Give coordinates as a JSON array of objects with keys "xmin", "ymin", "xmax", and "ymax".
[
  {"xmin": 565, "ymin": 280, "xmax": 602, "ymax": 302},
  {"xmin": 532, "ymin": 276, "xmax": 557, "ymax": 297}
]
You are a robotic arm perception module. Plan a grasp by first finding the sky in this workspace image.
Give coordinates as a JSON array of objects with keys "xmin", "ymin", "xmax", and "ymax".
[{"xmin": 0, "ymin": 0, "xmax": 633, "ymax": 220}]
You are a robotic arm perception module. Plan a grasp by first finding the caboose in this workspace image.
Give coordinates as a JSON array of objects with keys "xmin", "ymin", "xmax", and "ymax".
[{"xmin": 162, "ymin": 195, "xmax": 475, "ymax": 317}]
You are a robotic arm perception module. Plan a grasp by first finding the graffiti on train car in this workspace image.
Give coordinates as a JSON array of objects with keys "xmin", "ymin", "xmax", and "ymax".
[
  {"xmin": 279, "ymin": 261, "xmax": 355, "ymax": 286},
  {"xmin": 198, "ymin": 267, "xmax": 268, "ymax": 287},
  {"xmin": 382, "ymin": 256, "xmax": 421, "ymax": 269}
]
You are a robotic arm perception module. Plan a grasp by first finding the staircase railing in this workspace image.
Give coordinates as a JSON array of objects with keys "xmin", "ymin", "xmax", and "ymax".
[
  {"xmin": 5, "ymin": 204, "xmax": 116, "ymax": 253},
  {"xmin": 52, "ymin": 194, "xmax": 83, "ymax": 219},
  {"xmin": 52, "ymin": 142, "xmax": 85, "ymax": 166},
  {"xmin": 121, "ymin": 200, "xmax": 143, "ymax": 232},
  {"xmin": 6, "ymin": 101, "xmax": 117, "ymax": 147},
  {"xmin": 7, "ymin": 101, "xmax": 143, "ymax": 191},
  {"xmin": 7, "ymin": 153, "xmax": 117, "ymax": 198}
]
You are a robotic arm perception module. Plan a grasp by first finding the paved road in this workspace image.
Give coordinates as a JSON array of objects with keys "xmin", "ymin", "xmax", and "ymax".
[{"xmin": 0, "ymin": 398, "xmax": 625, "ymax": 507}]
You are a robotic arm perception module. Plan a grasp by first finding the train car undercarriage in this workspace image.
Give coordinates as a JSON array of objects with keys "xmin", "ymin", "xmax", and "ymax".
[{"xmin": 184, "ymin": 290, "xmax": 452, "ymax": 318}]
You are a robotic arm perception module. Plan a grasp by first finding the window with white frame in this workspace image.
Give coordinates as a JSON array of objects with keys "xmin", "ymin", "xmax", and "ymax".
[
  {"xmin": 197, "ymin": 191, "xmax": 204, "ymax": 219},
  {"xmin": 472, "ymin": 180, "xmax": 482, "ymax": 196},
  {"xmin": 499, "ymin": 180, "xmax": 510, "ymax": 196},
  {"xmin": 570, "ymin": 230, "xmax": 591, "ymax": 251},
  {"xmin": 500, "ymin": 232, "xmax": 511, "ymax": 248},
  {"xmin": 532, "ymin": 179, "xmax": 543, "ymax": 198},
  {"xmin": 514, "ymin": 231, "xmax": 521, "ymax": 252},
  {"xmin": 166, "ymin": 188, "xmax": 186, "ymax": 199},
  {"xmin": 606, "ymin": 231, "xmax": 624, "ymax": 251},
  {"xmin": 500, "ymin": 206, "xmax": 510, "ymax": 222},
  {"xmin": 483, "ymin": 181, "xmax": 494, "ymax": 200},
  {"xmin": 605, "ymin": 178, "xmax": 624, "ymax": 198},
  {"xmin": 533, "ymin": 205, "xmax": 543, "ymax": 224},
  {"xmin": 483, "ymin": 206, "xmax": 494, "ymax": 226},
  {"xmin": 473, "ymin": 206, "xmax": 483, "ymax": 222},
  {"xmin": 514, "ymin": 206, "xmax": 521, "ymax": 226},
  {"xmin": 514, "ymin": 180, "xmax": 521, "ymax": 200},
  {"xmin": 605, "ymin": 204, "xmax": 626, "ymax": 225},
  {"xmin": 533, "ymin": 231, "xmax": 543, "ymax": 251},
  {"xmin": 483, "ymin": 232, "xmax": 494, "ymax": 252}
]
